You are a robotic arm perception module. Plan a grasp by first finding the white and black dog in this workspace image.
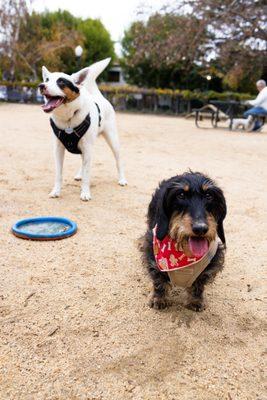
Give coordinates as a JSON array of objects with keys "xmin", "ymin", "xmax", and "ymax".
[{"xmin": 39, "ymin": 58, "xmax": 127, "ymax": 201}]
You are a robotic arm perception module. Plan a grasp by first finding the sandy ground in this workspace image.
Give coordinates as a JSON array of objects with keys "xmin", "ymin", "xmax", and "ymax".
[{"xmin": 0, "ymin": 103, "xmax": 266, "ymax": 400}]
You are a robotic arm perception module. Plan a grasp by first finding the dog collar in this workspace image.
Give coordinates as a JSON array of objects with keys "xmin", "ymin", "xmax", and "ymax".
[
  {"xmin": 50, "ymin": 102, "xmax": 101, "ymax": 154},
  {"xmin": 153, "ymin": 225, "xmax": 219, "ymax": 287}
]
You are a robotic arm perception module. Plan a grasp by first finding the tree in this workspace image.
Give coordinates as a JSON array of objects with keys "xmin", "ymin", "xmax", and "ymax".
[
  {"xmin": 0, "ymin": 4, "xmax": 82, "ymax": 80},
  {"xmin": 38, "ymin": 10, "xmax": 83, "ymax": 75},
  {"xmin": 0, "ymin": 4, "xmax": 115, "ymax": 81},
  {"xmin": 0, "ymin": 0, "xmax": 29, "ymax": 79},
  {"xmin": 16, "ymin": 11, "xmax": 82, "ymax": 80},
  {"xmin": 170, "ymin": 0, "xmax": 267, "ymax": 92},
  {"xmin": 121, "ymin": 0, "xmax": 266, "ymax": 92},
  {"xmin": 121, "ymin": 14, "xmax": 211, "ymax": 89},
  {"xmin": 78, "ymin": 18, "xmax": 115, "ymax": 67},
  {"xmin": 37, "ymin": 11, "xmax": 115, "ymax": 77}
]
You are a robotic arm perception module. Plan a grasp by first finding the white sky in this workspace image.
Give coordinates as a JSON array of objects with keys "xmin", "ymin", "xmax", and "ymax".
[{"xmin": 32, "ymin": 0, "xmax": 167, "ymax": 54}]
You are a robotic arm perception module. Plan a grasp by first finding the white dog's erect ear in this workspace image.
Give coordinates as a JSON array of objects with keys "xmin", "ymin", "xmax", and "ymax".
[
  {"xmin": 72, "ymin": 67, "xmax": 89, "ymax": 85},
  {"xmin": 42, "ymin": 66, "xmax": 50, "ymax": 81},
  {"xmin": 88, "ymin": 58, "xmax": 111, "ymax": 80}
]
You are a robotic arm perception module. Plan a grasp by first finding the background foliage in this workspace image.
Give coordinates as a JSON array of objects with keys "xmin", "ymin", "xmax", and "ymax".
[
  {"xmin": 0, "ymin": 1, "xmax": 114, "ymax": 81},
  {"xmin": 0, "ymin": 0, "xmax": 266, "ymax": 95},
  {"xmin": 121, "ymin": 0, "xmax": 267, "ymax": 93}
]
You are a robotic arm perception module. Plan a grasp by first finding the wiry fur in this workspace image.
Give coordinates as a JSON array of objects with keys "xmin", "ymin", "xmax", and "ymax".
[
  {"xmin": 39, "ymin": 58, "xmax": 127, "ymax": 201},
  {"xmin": 231, "ymin": 117, "xmax": 253, "ymax": 131},
  {"xmin": 140, "ymin": 171, "xmax": 227, "ymax": 311}
]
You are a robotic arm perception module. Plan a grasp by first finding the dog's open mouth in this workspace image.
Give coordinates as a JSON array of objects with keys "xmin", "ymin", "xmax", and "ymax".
[
  {"xmin": 188, "ymin": 237, "xmax": 209, "ymax": 258},
  {"xmin": 42, "ymin": 95, "xmax": 65, "ymax": 113}
]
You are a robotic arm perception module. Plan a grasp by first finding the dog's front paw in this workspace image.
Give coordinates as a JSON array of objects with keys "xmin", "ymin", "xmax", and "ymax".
[
  {"xmin": 49, "ymin": 189, "xmax": 60, "ymax": 198},
  {"xmin": 118, "ymin": 178, "xmax": 127, "ymax": 186},
  {"xmin": 80, "ymin": 191, "xmax": 92, "ymax": 201},
  {"xmin": 149, "ymin": 295, "xmax": 170, "ymax": 310},
  {"xmin": 186, "ymin": 301, "xmax": 205, "ymax": 312}
]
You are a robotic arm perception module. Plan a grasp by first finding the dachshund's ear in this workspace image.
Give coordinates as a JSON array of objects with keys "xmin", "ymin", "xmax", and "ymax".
[
  {"xmin": 156, "ymin": 210, "xmax": 169, "ymax": 240},
  {"xmin": 156, "ymin": 188, "xmax": 170, "ymax": 240},
  {"xmin": 217, "ymin": 220, "xmax": 226, "ymax": 247},
  {"xmin": 215, "ymin": 188, "xmax": 227, "ymax": 247}
]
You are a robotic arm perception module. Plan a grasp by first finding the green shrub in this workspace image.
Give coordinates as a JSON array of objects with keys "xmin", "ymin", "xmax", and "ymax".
[{"xmin": 0, "ymin": 81, "xmax": 252, "ymax": 102}]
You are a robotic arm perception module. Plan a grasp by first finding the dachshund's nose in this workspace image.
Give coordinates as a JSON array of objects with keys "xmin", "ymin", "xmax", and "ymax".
[
  {"xmin": 38, "ymin": 83, "xmax": 46, "ymax": 91},
  {"xmin": 192, "ymin": 222, "xmax": 208, "ymax": 236}
]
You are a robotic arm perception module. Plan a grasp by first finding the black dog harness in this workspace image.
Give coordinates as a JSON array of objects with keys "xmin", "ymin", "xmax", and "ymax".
[{"xmin": 50, "ymin": 103, "xmax": 101, "ymax": 154}]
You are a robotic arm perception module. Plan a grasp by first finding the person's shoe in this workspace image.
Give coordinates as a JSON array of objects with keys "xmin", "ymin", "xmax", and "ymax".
[
  {"xmin": 252, "ymin": 121, "xmax": 263, "ymax": 132},
  {"xmin": 253, "ymin": 125, "xmax": 263, "ymax": 132}
]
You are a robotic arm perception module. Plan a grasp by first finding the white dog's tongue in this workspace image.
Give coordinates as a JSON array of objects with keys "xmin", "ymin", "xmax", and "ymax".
[
  {"xmin": 42, "ymin": 97, "xmax": 64, "ymax": 113},
  {"xmin": 188, "ymin": 237, "xmax": 209, "ymax": 258}
]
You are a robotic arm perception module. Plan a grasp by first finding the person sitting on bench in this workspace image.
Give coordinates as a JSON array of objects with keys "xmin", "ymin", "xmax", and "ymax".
[{"xmin": 244, "ymin": 80, "xmax": 267, "ymax": 132}]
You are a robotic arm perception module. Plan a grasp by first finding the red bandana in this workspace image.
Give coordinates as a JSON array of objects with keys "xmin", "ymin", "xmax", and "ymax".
[{"xmin": 153, "ymin": 226, "xmax": 206, "ymax": 272}]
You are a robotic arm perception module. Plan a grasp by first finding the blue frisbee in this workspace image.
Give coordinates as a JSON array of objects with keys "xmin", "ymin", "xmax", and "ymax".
[{"xmin": 12, "ymin": 216, "xmax": 77, "ymax": 241}]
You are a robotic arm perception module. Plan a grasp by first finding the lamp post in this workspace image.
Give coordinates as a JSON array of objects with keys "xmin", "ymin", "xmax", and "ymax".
[
  {"xmin": 206, "ymin": 74, "xmax": 212, "ymax": 90},
  {"xmin": 74, "ymin": 45, "xmax": 83, "ymax": 70}
]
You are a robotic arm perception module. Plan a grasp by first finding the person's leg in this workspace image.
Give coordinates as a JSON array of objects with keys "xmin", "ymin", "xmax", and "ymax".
[
  {"xmin": 252, "ymin": 118, "xmax": 266, "ymax": 132},
  {"xmin": 244, "ymin": 106, "xmax": 267, "ymax": 118},
  {"xmin": 244, "ymin": 107, "xmax": 267, "ymax": 132}
]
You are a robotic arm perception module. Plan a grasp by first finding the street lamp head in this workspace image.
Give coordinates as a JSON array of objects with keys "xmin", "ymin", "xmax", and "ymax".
[
  {"xmin": 75, "ymin": 45, "xmax": 83, "ymax": 58},
  {"xmin": 206, "ymin": 75, "xmax": 212, "ymax": 81}
]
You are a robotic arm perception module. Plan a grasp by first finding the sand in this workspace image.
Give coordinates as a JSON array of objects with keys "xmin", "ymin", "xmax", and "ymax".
[{"xmin": 0, "ymin": 103, "xmax": 266, "ymax": 400}]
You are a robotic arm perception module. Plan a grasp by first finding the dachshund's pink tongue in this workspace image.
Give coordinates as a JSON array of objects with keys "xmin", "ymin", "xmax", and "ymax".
[{"xmin": 188, "ymin": 237, "xmax": 209, "ymax": 258}]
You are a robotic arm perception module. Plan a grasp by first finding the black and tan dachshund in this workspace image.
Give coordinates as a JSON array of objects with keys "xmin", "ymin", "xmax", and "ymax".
[{"xmin": 140, "ymin": 171, "xmax": 227, "ymax": 311}]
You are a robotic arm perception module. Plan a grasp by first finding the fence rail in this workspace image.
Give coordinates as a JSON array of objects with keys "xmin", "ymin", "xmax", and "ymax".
[{"xmin": 0, "ymin": 82, "xmax": 252, "ymax": 116}]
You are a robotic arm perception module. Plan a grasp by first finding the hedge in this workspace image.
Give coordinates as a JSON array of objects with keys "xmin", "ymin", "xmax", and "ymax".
[{"xmin": 0, "ymin": 80, "xmax": 252, "ymax": 102}]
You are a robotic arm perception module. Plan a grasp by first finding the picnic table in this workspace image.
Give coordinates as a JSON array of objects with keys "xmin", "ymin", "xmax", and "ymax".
[
  {"xmin": 210, "ymin": 100, "xmax": 241, "ymax": 129},
  {"xmin": 192, "ymin": 99, "xmax": 246, "ymax": 129}
]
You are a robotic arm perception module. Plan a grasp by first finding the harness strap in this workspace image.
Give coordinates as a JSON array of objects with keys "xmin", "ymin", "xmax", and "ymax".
[
  {"xmin": 50, "ymin": 113, "xmax": 91, "ymax": 154},
  {"xmin": 50, "ymin": 103, "xmax": 101, "ymax": 154},
  {"xmin": 95, "ymin": 102, "xmax": 101, "ymax": 127}
]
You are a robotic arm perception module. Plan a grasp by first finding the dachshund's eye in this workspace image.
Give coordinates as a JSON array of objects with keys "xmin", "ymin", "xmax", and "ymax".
[
  {"xmin": 45, "ymin": 78, "xmax": 49, "ymax": 82},
  {"xmin": 177, "ymin": 191, "xmax": 185, "ymax": 200},
  {"xmin": 205, "ymin": 192, "xmax": 213, "ymax": 201}
]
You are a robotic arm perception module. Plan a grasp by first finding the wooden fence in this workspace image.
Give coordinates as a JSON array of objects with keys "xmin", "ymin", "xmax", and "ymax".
[{"xmin": 0, "ymin": 82, "xmax": 252, "ymax": 116}]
